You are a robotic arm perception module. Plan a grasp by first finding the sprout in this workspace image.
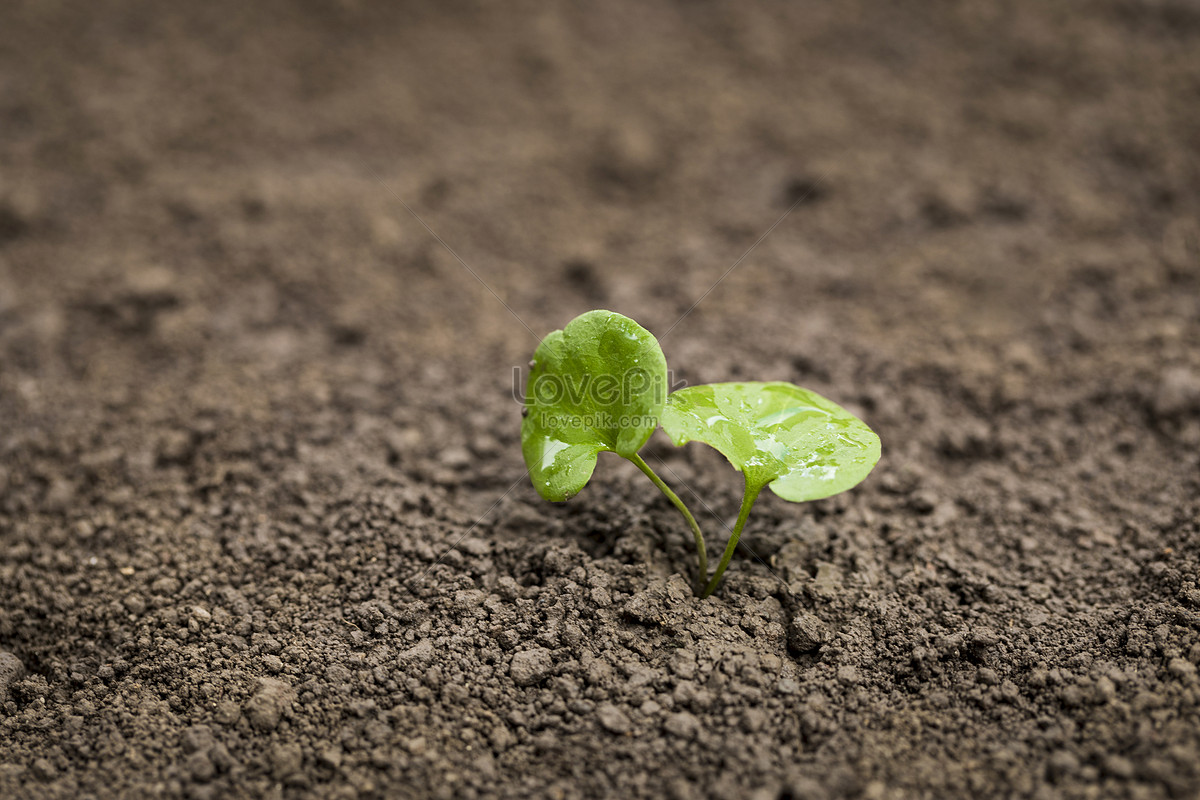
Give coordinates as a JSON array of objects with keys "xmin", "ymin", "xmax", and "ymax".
[{"xmin": 521, "ymin": 310, "xmax": 881, "ymax": 597}]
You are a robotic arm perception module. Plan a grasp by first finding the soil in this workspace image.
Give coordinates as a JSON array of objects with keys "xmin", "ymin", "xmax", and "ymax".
[{"xmin": 2, "ymin": 1, "xmax": 1200, "ymax": 798}]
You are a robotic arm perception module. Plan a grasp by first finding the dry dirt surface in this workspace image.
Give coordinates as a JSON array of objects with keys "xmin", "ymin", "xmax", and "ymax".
[{"xmin": 2, "ymin": 1, "xmax": 1200, "ymax": 798}]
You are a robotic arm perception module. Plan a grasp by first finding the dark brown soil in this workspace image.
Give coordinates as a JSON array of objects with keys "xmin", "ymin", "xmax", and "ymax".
[{"xmin": 3, "ymin": 2, "xmax": 1200, "ymax": 798}]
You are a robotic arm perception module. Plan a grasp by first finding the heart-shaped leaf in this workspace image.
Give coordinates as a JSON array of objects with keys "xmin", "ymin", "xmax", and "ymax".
[
  {"xmin": 660, "ymin": 382, "xmax": 880, "ymax": 501},
  {"xmin": 521, "ymin": 310, "xmax": 668, "ymax": 501}
]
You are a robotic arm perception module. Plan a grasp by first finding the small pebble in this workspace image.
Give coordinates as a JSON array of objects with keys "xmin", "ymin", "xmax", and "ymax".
[
  {"xmin": 318, "ymin": 746, "xmax": 343, "ymax": 769},
  {"xmin": 245, "ymin": 677, "xmax": 295, "ymax": 732},
  {"xmin": 271, "ymin": 742, "xmax": 303, "ymax": 780},
  {"xmin": 509, "ymin": 648, "xmax": 553, "ymax": 687},
  {"xmin": 812, "ymin": 562, "xmax": 843, "ymax": 597},
  {"xmin": 214, "ymin": 700, "xmax": 241, "ymax": 726},
  {"xmin": 1168, "ymin": 658, "xmax": 1196, "ymax": 680},
  {"xmin": 663, "ymin": 711, "xmax": 700, "ymax": 740},
  {"xmin": 187, "ymin": 751, "xmax": 215, "ymax": 782},
  {"xmin": 787, "ymin": 613, "xmax": 831, "ymax": 654},
  {"xmin": 1153, "ymin": 367, "xmax": 1200, "ymax": 420},
  {"xmin": 597, "ymin": 703, "xmax": 631, "ymax": 734},
  {"xmin": 0, "ymin": 650, "xmax": 25, "ymax": 697},
  {"xmin": 490, "ymin": 725, "xmax": 516, "ymax": 752},
  {"xmin": 1105, "ymin": 755, "xmax": 1135, "ymax": 779},
  {"xmin": 31, "ymin": 758, "xmax": 56, "ymax": 781},
  {"xmin": 182, "ymin": 724, "xmax": 215, "ymax": 753},
  {"xmin": 122, "ymin": 594, "xmax": 147, "ymax": 616},
  {"xmin": 1047, "ymin": 750, "xmax": 1079, "ymax": 781},
  {"xmin": 438, "ymin": 446, "xmax": 472, "ymax": 470}
]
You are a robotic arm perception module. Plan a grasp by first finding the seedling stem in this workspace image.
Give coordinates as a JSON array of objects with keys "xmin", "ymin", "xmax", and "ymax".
[{"xmin": 701, "ymin": 477, "xmax": 764, "ymax": 599}]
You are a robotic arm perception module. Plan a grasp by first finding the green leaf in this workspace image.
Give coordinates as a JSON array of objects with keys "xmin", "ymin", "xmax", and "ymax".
[
  {"xmin": 660, "ymin": 381, "xmax": 880, "ymax": 501},
  {"xmin": 521, "ymin": 310, "xmax": 668, "ymax": 501}
]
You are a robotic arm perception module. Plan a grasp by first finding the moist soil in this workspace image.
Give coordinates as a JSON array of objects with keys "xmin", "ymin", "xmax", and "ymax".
[{"xmin": 2, "ymin": 2, "xmax": 1200, "ymax": 799}]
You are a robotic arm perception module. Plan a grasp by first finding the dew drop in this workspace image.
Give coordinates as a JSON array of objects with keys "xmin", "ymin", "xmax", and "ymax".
[{"xmin": 541, "ymin": 439, "xmax": 571, "ymax": 471}]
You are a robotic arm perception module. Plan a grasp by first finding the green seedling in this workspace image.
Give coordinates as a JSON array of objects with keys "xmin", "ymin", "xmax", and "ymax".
[{"xmin": 521, "ymin": 310, "xmax": 880, "ymax": 598}]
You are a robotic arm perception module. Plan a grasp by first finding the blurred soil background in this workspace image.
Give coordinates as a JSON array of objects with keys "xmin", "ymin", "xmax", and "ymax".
[{"xmin": 1, "ymin": 1, "xmax": 1199, "ymax": 798}]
